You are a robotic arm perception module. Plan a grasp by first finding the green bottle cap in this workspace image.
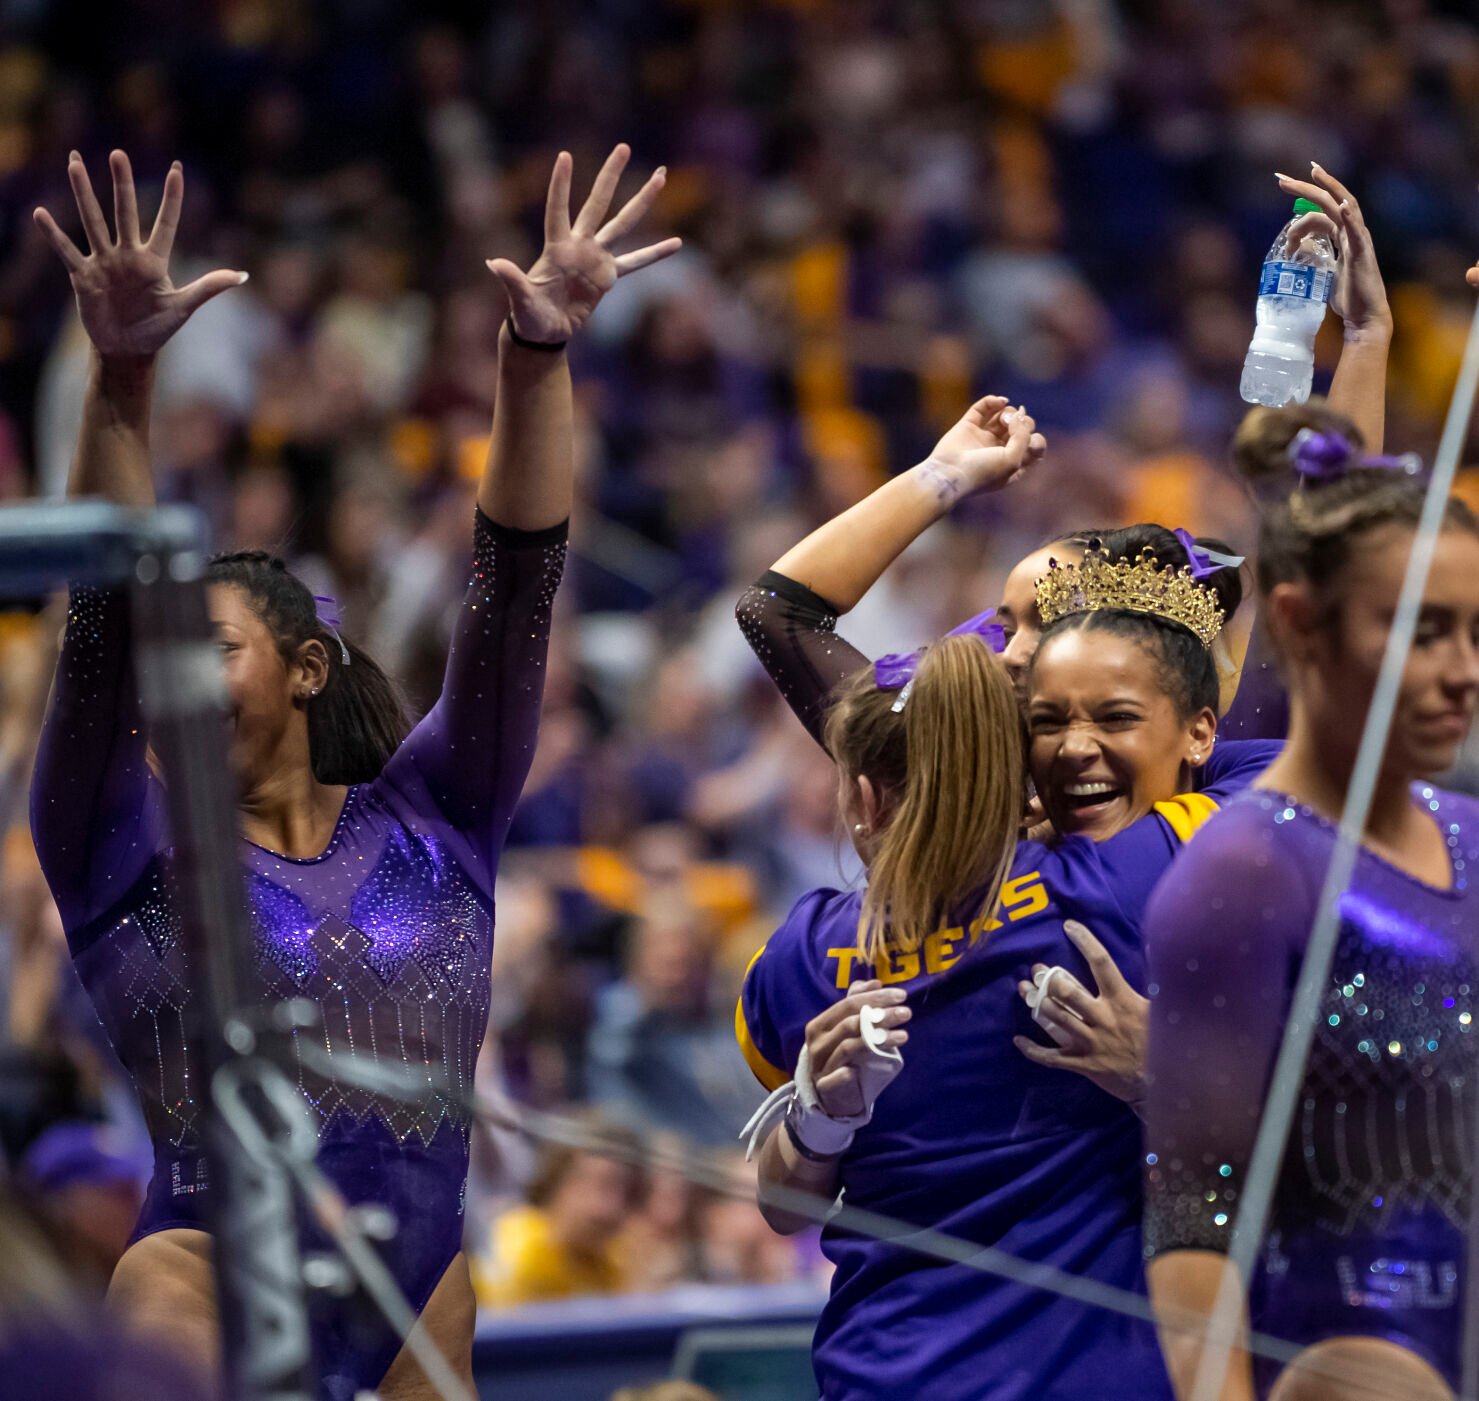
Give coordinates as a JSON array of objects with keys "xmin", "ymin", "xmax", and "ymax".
[{"xmin": 1292, "ymin": 198, "xmax": 1323, "ymax": 215}]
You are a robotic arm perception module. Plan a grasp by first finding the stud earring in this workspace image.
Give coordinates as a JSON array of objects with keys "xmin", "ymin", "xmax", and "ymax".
[{"xmin": 853, "ymin": 823, "xmax": 866, "ymax": 835}]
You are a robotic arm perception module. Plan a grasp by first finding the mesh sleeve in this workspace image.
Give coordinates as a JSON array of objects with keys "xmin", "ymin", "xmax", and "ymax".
[
  {"xmin": 30, "ymin": 586, "xmax": 165, "ymax": 936},
  {"xmin": 378, "ymin": 509, "xmax": 567, "ymax": 879},
  {"xmin": 1142, "ymin": 808, "xmax": 1307, "ymax": 1256},
  {"xmin": 735, "ymin": 570, "xmax": 869, "ymax": 748}
]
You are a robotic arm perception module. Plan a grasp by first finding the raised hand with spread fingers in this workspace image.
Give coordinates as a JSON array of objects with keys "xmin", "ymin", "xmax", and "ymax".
[
  {"xmin": 486, "ymin": 143, "xmax": 681, "ymax": 347},
  {"xmin": 35, "ymin": 150, "xmax": 246, "ymax": 361},
  {"xmin": 34, "ymin": 150, "xmax": 247, "ymax": 508},
  {"xmin": 480, "ymin": 144, "xmax": 679, "ymax": 530}
]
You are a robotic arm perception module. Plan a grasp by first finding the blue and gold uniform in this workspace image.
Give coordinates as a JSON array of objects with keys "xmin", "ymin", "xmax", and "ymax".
[{"xmin": 738, "ymin": 745, "xmax": 1279, "ymax": 1401}]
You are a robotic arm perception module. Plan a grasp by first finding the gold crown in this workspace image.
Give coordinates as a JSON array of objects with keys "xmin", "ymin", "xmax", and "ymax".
[{"xmin": 1035, "ymin": 548, "xmax": 1226, "ymax": 648}]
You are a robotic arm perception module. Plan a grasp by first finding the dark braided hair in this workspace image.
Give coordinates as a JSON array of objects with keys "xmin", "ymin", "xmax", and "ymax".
[
  {"xmin": 1031, "ymin": 524, "xmax": 1246, "ymax": 718},
  {"xmin": 207, "ymin": 551, "xmax": 411, "ymax": 784}
]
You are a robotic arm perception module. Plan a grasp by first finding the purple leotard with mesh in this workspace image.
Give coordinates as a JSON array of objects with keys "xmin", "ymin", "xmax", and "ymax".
[
  {"xmin": 31, "ymin": 507, "xmax": 566, "ymax": 1401},
  {"xmin": 1144, "ymin": 786, "xmax": 1478, "ymax": 1392}
]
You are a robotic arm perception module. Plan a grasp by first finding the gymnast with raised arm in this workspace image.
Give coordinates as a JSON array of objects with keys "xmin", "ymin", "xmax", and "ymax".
[{"xmin": 29, "ymin": 144, "xmax": 677, "ymax": 1400}]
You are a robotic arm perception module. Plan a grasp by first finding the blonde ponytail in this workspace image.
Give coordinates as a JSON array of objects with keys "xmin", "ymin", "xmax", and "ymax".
[{"xmin": 824, "ymin": 633, "xmax": 1024, "ymax": 966}]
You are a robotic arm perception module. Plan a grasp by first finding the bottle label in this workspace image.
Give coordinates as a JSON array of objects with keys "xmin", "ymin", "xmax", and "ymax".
[{"xmin": 1259, "ymin": 261, "xmax": 1331, "ymax": 303}]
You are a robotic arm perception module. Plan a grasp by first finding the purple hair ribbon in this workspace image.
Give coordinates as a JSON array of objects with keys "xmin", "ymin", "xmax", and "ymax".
[
  {"xmin": 1288, "ymin": 427, "xmax": 1354, "ymax": 481},
  {"xmin": 1172, "ymin": 528, "xmax": 1245, "ymax": 581},
  {"xmin": 876, "ymin": 607, "xmax": 1007, "ymax": 713},
  {"xmin": 1289, "ymin": 427, "xmax": 1424, "ymax": 482},
  {"xmin": 314, "ymin": 595, "xmax": 351, "ymax": 665},
  {"xmin": 1358, "ymin": 451, "xmax": 1425, "ymax": 476}
]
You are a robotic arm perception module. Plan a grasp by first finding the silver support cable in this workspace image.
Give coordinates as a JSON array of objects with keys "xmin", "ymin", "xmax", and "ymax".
[
  {"xmin": 1189, "ymin": 297, "xmax": 1479, "ymax": 1401},
  {"xmin": 294, "ymin": 1027, "xmax": 1457, "ymax": 1398},
  {"xmin": 474, "ymin": 1093, "xmax": 1468, "ymax": 1401},
  {"xmin": 284, "ymin": 1153, "xmax": 479, "ymax": 1401}
]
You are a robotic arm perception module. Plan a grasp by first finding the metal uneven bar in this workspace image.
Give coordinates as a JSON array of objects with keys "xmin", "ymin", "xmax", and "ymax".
[
  {"xmin": 0, "ymin": 499, "xmax": 204, "ymax": 594},
  {"xmin": 130, "ymin": 530, "xmax": 317, "ymax": 1400},
  {"xmin": 0, "ymin": 499, "xmax": 315, "ymax": 1401},
  {"xmin": 212, "ymin": 1052, "xmax": 478, "ymax": 1401},
  {"xmin": 1189, "ymin": 294, "xmax": 1479, "ymax": 1401},
  {"xmin": 282, "ymin": 1153, "xmax": 480, "ymax": 1401}
]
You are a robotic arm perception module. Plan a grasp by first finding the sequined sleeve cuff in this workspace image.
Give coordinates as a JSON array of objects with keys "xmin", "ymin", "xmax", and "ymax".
[
  {"xmin": 1143, "ymin": 1163, "xmax": 1237, "ymax": 1258},
  {"xmin": 472, "ymin": 507, "xmax": 570, "ymax": 553},
  {"xmin": 752, "ymin": 570, "xmax": 842, "ymax": 630},
  {"xmin": 735, "ymin": 570, "xmax": 866, "ymax": 749}
]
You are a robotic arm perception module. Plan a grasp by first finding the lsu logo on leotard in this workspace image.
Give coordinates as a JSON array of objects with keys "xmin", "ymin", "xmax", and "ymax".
[{"xmin": 825, "ymin": 872, "xmax": 1050, "ymax": 988}]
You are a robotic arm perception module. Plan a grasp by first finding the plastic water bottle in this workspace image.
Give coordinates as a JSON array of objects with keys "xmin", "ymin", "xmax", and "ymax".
[{"xmin": 1240, "ymin": 197, "xmax": 1337, "ymax": 407}]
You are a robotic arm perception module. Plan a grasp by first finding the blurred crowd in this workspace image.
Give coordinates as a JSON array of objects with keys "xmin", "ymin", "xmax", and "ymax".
[{"xmin": 4, "ymin": 0, "xmax": 1479, "ymax": 1323}]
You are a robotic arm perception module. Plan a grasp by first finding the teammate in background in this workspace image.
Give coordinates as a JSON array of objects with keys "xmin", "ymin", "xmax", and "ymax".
[
  {"xmin": 1143, "ymin": 436, "xmax": 1479, "ymax": 1401},
  {"xmin": 29, "ymin": 145, "xmax": 677, "ymax": 1400}
]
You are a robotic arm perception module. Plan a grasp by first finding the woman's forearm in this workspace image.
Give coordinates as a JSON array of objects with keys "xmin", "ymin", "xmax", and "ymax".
[
  {"xmin": 755, "ymin": 1123, "xmax": 841, "ymax": 1235},
  {"xmin": 477, "ymin": 324, "xmax": 573, "ymax": 531},
  {"xmin": 69, "ymin": 352, "xmax": 157, "ymax": 507},
  {"xmin": 1327, "ymin": 323, "xmax": 1390, "ymax": 454},
  {"xmin": 770, "ymin": 457, "xmax": 973, "ymax": 613},
  {"xmin": 1146, "ymin": 1252, "xmax": 1258, "ymax": 1401}
]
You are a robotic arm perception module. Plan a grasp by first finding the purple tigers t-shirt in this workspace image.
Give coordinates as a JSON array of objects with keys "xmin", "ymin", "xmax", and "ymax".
[{"xmin": 738, "ymin": 741, "xmax": 1279, "ymax": 1401}]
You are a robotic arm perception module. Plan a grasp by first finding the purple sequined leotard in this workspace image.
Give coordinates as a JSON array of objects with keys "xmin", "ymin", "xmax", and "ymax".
[
  {"xmin": 31, "ymin": 508, "xmax": 567, "ymax": 1400},
  {"xmin": 1144, "ymin": 786, "xmax": 1478, "ymax": 1392}
]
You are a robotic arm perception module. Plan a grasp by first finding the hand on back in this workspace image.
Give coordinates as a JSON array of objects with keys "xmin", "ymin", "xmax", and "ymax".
[
  {"xmin": 34, "ymin": 151, "xmax": 246, "ymax": 360},
  {"xmin": 802, "ymin": 979, "xmax": 910, "ymax": 1120},
  {"xmin": 1013, "ymin": 920, "xmax": 1148, "ymax": 1107}
]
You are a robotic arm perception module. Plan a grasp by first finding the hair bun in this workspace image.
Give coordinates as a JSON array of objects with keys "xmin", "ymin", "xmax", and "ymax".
[{"xmin": 1230, "ymin": 399, "xmax": 1364, "ymax": 501}]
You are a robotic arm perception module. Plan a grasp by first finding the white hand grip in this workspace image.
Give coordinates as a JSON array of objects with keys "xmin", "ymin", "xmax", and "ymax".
[
  {"xmin": 859, "ymin": 1002, "xmax": 904, "ymax": 1062},
  {"xmin": 1025, "ymin": 965, "xmax": 1087, "ymax": 1046}
]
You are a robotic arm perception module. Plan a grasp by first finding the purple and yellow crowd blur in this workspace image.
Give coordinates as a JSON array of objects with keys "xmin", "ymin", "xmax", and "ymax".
[{"xmin": 4, "ymin": 3, "xmax": 1479, "ymax": 1400}]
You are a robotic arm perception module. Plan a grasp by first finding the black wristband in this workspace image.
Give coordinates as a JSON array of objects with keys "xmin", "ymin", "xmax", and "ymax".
[
  {"xmin": 506, "ymin": 319, "xmax": 567, "ymax": 353},
  {"xmin": 784, "ymin": 1112, "xmax": 842, "ymax": 1164}
]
